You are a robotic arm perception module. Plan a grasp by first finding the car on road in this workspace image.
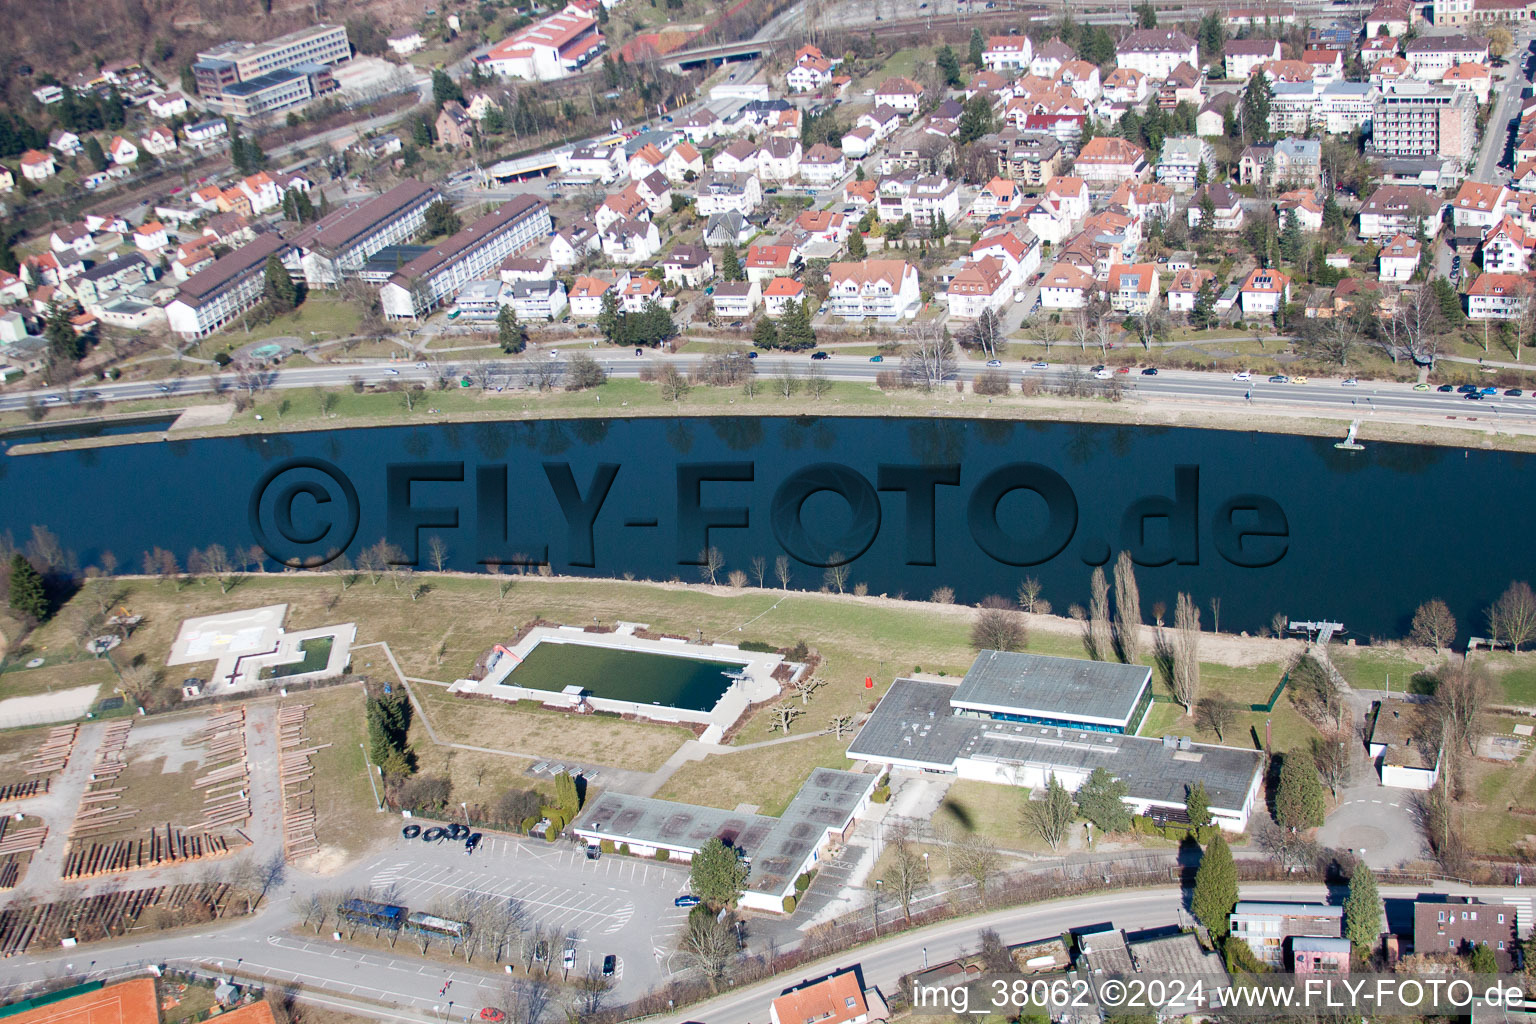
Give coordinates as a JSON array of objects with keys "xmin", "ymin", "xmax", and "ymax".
[
  {"xmin": 42, "ymin": 395, "xmax": 62, "ymax": 403},
  {"xmin": 480, "ymin": 1010, "xmax": 506, "ymax": 1023},
  {"xmin": 1457, "ymin": 384, "xmax": 1479, "ymax": 393},
  {"xmin": 869, "ymin": 354, "xmax": 883, "ymax": 362},
  {"xmin": 1291, "ymin": 376, "xmax": 1309, "ymax": 384},
  {"xmin": 155, "ymin": 384, "xmax": 172, "ymax": 392},
  {"xmin": 747, "ymin": 351, "xmax": 758, "ymax": 358},
  {"xmin": 1032, "ymin": 361, "xmax": 1048, "ymax": 368},
  {"xmin": 416, "ymin": 361, "xmax": 429, "ymax": 369},
  {"xmin": 811, "ymin": 351, "xmax": 830, "ymax": 359},
  {"xmin": 602, "ymin": 955, "xmax": 617, "ymax": 977},
  {"xmin": 1141, "ymin": 367, "xmax": 1158, "ymax": 375},
  {"xmin": 1413, "ymin": 382, "xmax": 1429, "ymax": 391},
  {"xmin": 985, "ymin": 359, "xmax": 1002, "ymax": 367},
  {"xmin": 1509, "ymin": 388, "xmax": 1525, "ymax": 396},
  {"xmin": 1232, "ymin": 371, "xmax": 1251, "ymax": 381},
  {"xmin": 386, "ymin": 368, "xmax": 400, "ymax": 374},
  {"xmin": 1268, "ymin": 374, "xmax": 1289, "ymax": 383},
  {"xmin": 1091, "ymin": 364, "xmax": 1105, "ymax": 372},
  {"xmin": 1093, "ymin": 369, "xmax": 1112, "ymax": 380},
  {"xmin": 1465, "ymin": 391, "xmax": 1485, "ymax": 400},
  {"xmin": 1342, "ymin": 378, "xmax": 1358, "ymax": 386},
  {"xmin": 1481, "ymin": 386, "xmax": 1499, "ymax": 395},
  {"xmin": 1116, "ymin": 366, "xmax": 1130, "ymax": 373},
  {"xmin": 674, "ymin": 894, "xmax": 701, "ymax": 907}
]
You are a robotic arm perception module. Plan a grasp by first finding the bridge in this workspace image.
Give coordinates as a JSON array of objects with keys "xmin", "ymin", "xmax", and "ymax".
[{"xmin": 662, "ymin": 39, "xmax": 774, "ymax": 72}]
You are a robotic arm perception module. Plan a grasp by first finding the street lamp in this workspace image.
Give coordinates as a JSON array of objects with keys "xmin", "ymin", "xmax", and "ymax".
[{"xmin": 461, "ymin": 801, "xmax": 470, "ymax": 827}]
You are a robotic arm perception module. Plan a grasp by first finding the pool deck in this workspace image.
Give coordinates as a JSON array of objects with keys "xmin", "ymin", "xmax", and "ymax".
[
  {"xmin": 166, "ymin": 604, "xmax": 355, "ymax": 698},
  {"xmin": 448, "ymin": 625, "xmax": 790, "ymax": 742}
]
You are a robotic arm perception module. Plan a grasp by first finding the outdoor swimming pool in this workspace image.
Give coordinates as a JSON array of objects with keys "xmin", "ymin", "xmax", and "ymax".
[{"xmin": 506, "ymin": 641, "xmax": 744, "ymax": 712}]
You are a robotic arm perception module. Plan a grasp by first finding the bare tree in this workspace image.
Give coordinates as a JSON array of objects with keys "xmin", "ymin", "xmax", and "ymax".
[
  {"xmin": 792, "ymin": 675, "xmax": 824, "ymax": 705},
  {"xmin": 1195, "ymin": 696, "xmax": 1238, "ymax": 742},
  {"xmin": 1409, "ymin": 599, "xmax": 1456, "ymax": 653},
  {"xmin": 426, "ymin": 535, "xmax": 450, "ymax": 573},
  {"xmin": 727, "ymin": 569, "xmax": 748, "ymax": 588},
  {"xmin": 773, "ymin": 361, "xmax": 801, "ymax": 398},
  {"xmin": 1388, "ymin": 285, "xmax": 1444, "ymax": 367},
  {"xmin": 749, "ymin": 555, "xmax": 767, "ymax": 588},
  {"xmin": 1171, "ymin": 592, "xmax": 1201, "ymax": 713},
  {"xmin": 827, "ymin": 714, "xmax": 855, "ymax": 739},
  {"xmin": 1020, "ymin": 773, "xmax": 1075, "ymax": 852},
  {"xmin": 881, "ymin": 822, "xmax": 929, "ymax": 921},
  {"xmin": 1208, "ymin": 596, "xmax": 1222, "ymax": 635},
  {"xmin": 1487, "ymin": 580, "xmax": 1536, "ymax": 651},
  {"xmin": 678, "ymin": 912, "xmax": 738, "ymax": 985},
  {"xmin": 570, "ymin": 968, "xmax": 614, "ymax": 1021},
  {"xmin": 950, "ymin": 834, "xmax": 1000, "ymax": 896},
  {"xmin": 822, "ymin": 557, "xmax": 850, "ymax": 593},
  {"xmin": 1017, "ymin": 576, "xmax": 1043, "ymax": 613},
  {"xmin": 774, "ymin": 554, "xmax": 792, "ymax": 589},
  {"xmin": 1429, "ymin": 660, "xmax": 1489, "ymax": 755},
  {"xmin": 901, "ymin": 321, "xmax": 957, "ymax": 391},
  {"xmin": 1112, "ymin": 551, "xmax": 1141, "ymax": 664},
  {"xmin": 1252, "ymin": 815, "xmax": 1320, "ymax": 871},
  {"xmin": 1312, "ymin": 730, "xmax": 1351, "ymax": 798},
  {"xmin": 804, "ymin": 361, "xmax": 833, "ymax": 399},
  {"xmin": 1087, "ymin": 566, "xmax": 1112, "ymax": 661},
  {"xmin": 770, "ymin": 702, "xmax": 803, "ymax": 733},
  {"xmin": 971, "ymin": 605, "xmax": 1027, "ymax": 651},
  {"xmin": 698, "ymin": 546, "xmax": 725, "ymax": 585}
]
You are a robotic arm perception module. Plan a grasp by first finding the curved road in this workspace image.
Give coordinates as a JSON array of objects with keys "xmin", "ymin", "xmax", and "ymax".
[{"xmin": 5, "ymin": 354, "xmax": 1535, "ymax": 432}]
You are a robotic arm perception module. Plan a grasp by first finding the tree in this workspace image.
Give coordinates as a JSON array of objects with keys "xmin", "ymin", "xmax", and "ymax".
[
  {"xmin": 262, "ymin": 254, "xmax": 297, "ymax": 313},
  {"xmin": 431, "ymin": 69, "xmax": 464, "ymax": 109},
  {"xmin": 1343, "ymin": 863, "xmax": 1382, "ymax": 958},
  {"xmin": 882, "ymin": 823, "xmax": 929, "ymax": 921},
  {"xmin": 1075, "ymin": 767, "xmax": 1130, "ymax": 833},
  {"xmin": 752, "ymin": 315, "xmax": 779, "ymax": 350},
  {"xmin": 1112, "ymin": 551, "xmax": 1141, "ymax": 664},
  {"xmin": 1196, "ymin": 11, "xmax": 1226, "ymax": 63},
  {"xmin": 84, "ymin": 136, "xmax": 108, "ymax": 171},
  {"xmin": 565, "ymin": 352, "xmax": 607, "ymax": 390},
  {"xmin": 497, "ymin": 305, "xmax": 527, "ymax": 354},
  {"xmin": 423, "ymin": 199, "xmax": 462, "ymax": 238},
  {"xmin": 1276, "ymin": 748, "xmax": 1327, "ymax": 831},
  {"xmin": 776, "ymin": 298, "xmax": 816, "ymax": 351},
  {"xmin": 1021, "ymin": 774, "xmax": 1076, "ymax": 851},
  {"xmin": 957, "ymin": 93, "xmax": 995, "ymax": 146},
  {"xmin": 1312, "ymin": 730, "xmax": 1350, "ymax": 799},
  {"xmin": 1241, "ymin": 74, "xmax": 1272, "ymax": 144},
  {"xmin": 847, "ymin": 229, "xmax": 867, "ymax": 260},
  {"xmin": 1134, "ymin": 0, "xmax": 1157, "ymax": 26},
  {"xmin": 971, "ymin": 605, "xmax": 1027, "ymax": 651},
  {"xmin": 689, "ymin": 837, "xmax": 748, "ymax": 907},
  {"xmin": 1409, "ymin": 599, "xmax": 1456, "ymax": 653},
  {"xmin": 43, "ymin": 303, "xmax": 82, "ymax": 363},
  {"xmin": 1191, "ymin": 833, "xmax": 1238, "ymax": 938},
  {"xmin": 597, "ymin": 290, "xmax": 622, "ymax": 344},
  {"xmin": 968, "ymin": 27, "xmax": 985, "ymax": 69},
  {"xmin": 952, "ymin": 835, "xmax": 1000, "ymax": 896},
  {"xmin": 936, "ymin": 45, "xmax": 963, "ymax": 88},
  {"xmin": 1430, "ymin": 660, "xmax": 1488, "ymax": 756},
  {"xmin": 1470, "ymin": 942, "xmax": 1499, "ymax": 974},
  {"xmin": 1185, "ymin": 781, "xmax": 1211, "ymax": 828},
  {"xmin": 1195, "ymin": 697, "xmax": 1236, "ymax": 743},
  {"xmin": 679, "ymin": 911, "xmax": 737, "ymax": 983},
  {"xmin": 959, "ymin": 307, "xmax": 1006, "ymax": 360},
  {"xmin": 1487, "ymin": 580, "xmax": 1536, "ymax": 651},
  {"xmin": 7, "ymin": 554, "xmax": 47, "ymax": 620},
  {"xmin": 720, "ymin": 243, "xmax": 743, "ymax": 281},
  {"xmin": 1087, "ymin": 566, "xmax": 1112, "ymax": 661},
  {"xmin": 901, "ymin": 322, "xmax": 956, "ymax": 390},
  {"xmin": 1278, "ymin": 210, "xmax": 1304, "ymax": 264},
  {"xmin": 1488, "ymin": 24, "xmax": 1514, "ymax": 58},
  {"xmin": 1171, "ymin": 592, "xmax": 1201, "ymax": 713},
  {"xmin": 1189, "ymin": 278, "xmax": 1218, "ymax": 329}
]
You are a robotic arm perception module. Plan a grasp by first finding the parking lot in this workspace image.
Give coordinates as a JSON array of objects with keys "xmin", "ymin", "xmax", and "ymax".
[{"xmin": 359, "ymin": 833, "xmax": 695, "ymax": 990}]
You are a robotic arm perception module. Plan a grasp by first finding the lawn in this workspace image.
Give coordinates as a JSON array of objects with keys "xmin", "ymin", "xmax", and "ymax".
[
  {"xmin": 410, "ymin": 680, "xmax": 692, "ymax": 772},
  {"xmin": 0, "ymin": 656, "xmax": 119, "ymax": 703},
  {"xmin": 261, "ymin": 635, "xmax": 334, "ymax": 679},
  {"xmin": 654, "ymin": 732, "xmax": 853, "ymax": 816},
  {"xmin": 1465, "ymin": 751, "xmax": 1536, "ymax": 858},
  {"xmin": 1329, "ymin": 645, "xmax": 1441, "ymax": 694},
  {"xmin": 300, "ymin": 683, "xmax": 395, "ymax": 856},
  {"xmin": 186, "ymin": 295, "xmax": 363, "ymax": 354},
  {"xmin": 406, "ymin": 723, "xmax": 549, "ymax": 815},
  {"xmin": 932, "ymin": 778, "xmax": 1055, "ymax": 854},
  {"xmin": 1477, "ymin": 651, "xmax": 1536, "ymax": 706}
]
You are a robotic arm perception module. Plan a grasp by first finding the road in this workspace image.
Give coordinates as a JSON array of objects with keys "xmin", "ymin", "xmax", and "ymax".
[
  {"xmin": 1470, "ymin": 30, "xmax": 1536, "ymax": 187},
  {"xmin": 9, "ymin": 354, "xmax": 1536, "ymax": 433}
]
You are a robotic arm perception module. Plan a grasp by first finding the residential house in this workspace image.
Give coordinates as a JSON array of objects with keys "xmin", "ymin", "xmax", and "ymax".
[
  {"xmin": 466, "ymin": 93, "xmax": 500, "ymax": 121},
  {"xmin": 1225, "ymin": 38, "xmax": 1282, "ymax": 79},
  {"xmin": 183, "ymin": 119, "xmax": 228, "ymax": 150},
  {"xmin": 568, "ymin": 275, "xmax": 612, "ymax": 318},
  {"xmin": 1239, "ymin": 138, "xmax": 1323, "ymax": 188},
  {"xmin": 1031, "ymin": 39, "xmax": 1076, "ymax": 78},
  {"xmin": 713, "ymin": 139, "xmax": 758, "ymax": 175},
  {"xmin": 981, "ymin": 131, "xmax": 1064, "ymax": 186},
  {"xmin": 499, "ymin": 256, "xmax": 556, "ymax": 283},
  {"xmin": 567, "ymin": 142, "xmax": 625, "ymax": 183},
  {"xmin": 595, "ymin": 184, "xmax": 649, "ymax": 232},
  {"xmin": 768, "ymin": 971, "xmax": 873, "ymax": 1024},
  {"xmin": 1230, "ymin": 903, "xmax": 1344, "ymax": 968},
  {"xmin": 1359, "ymin": 185, "xmax": 1444, "ymax": 238},
  {"xmin": 1404, "ymin": 34, "xmax": 1489, "ymax": 80},
  {"xmin": 1451, "ymin": 180, "xmax": 1511, "ymax": 231},
  {"xmin": 1413, "ymin": 898, "xmax": 1519, "ymax": 970},
  {"xmin": 676, "ymin": 110, "xmax": 721, "ymax": 144},
  {"xmin": 1302, "ymin": 48, "xmax": 1344, "ymax": 82},
  {"xmin": 945, "ymin": 256, "xmax": 1011, "ymax": 319},
  {"xmin": 843, "ymin": 180, "xmax": 878, "ymax": 209},
  {"xmin": 1378, "ymin": 233, "xmax": 1422, "ymax": 281},
  {"xmin": 1166, "ymin": 267, "xmax": 1214, "ymax": 313},
  {"xmin": 662, "ymin": 244, "xmax": 713, "ymax": 288},
  {"xmin": 795, "ymin": 210, "xmax": 850, "ymax": 246},
  {"xmin": 1277, "ymin": 191, "xmax": 1324, "ymax": 232},
  {"xmin": 663, "ymin": 141, "xmax": 704, "ymax": 183},
  {"xmin": 550, "ymin": 218, "xmax": 600, "ymax": 266},
  {"xmin": 969, "ymin": 228, "xmax": 1041, "ymax": 289},
  {"xmin": 140, "ymin": 126, "xmax": 177, "ymax": 156},
  {"xmin": 969, "ymin": 177, "xmax": 1023, "ymax": 220},
  {"xmin": 874, "ymin": 77, "xmax": 924, "ymax": 113},
  {"xmin": 50, "ymin": 224, "xmax": 97, "ymax": 258},
  {"xmin": 148, "ymin": 92, "xmax": 189, "ymax": 118},
  {"xmin": 506, "ymin": 278, "xmax": 568, "ymax": 320},
  {"xmin": 436, "ymin": 101, "xmax": 475, "ymax": 150},
  {"xmin": 1442, "ymin": 61, "xmax": 1491, "ymax": 103},
  {"xmin": 0, "ymin": 166, "xmax": 11, "ymax": 193},
  {"xmin": 1258, "ymin": 59, "xmax": 1316, "ymax": 85},
  {"xmin": 133, "ymin": 221, "xmax": 169, "ymax": 252},
  {"xmin": 1293, "ymin": 937, "xmax": 1353, "ymax": 975},
  {"xmin": 857, "ymin": 106, "xmax": 904, "ymax": 141},
  {"xmin": 1239, "ymin": 268, "xmax": 1292, "ymax": 315},
  {"xmin": 840, "ymin": 126, "xmax": 878, "ymax": 159},
  {"xmin": 20, "ymin": 150, "xmax": 55, "ymax": 182},
  {"xmin": 800, "ymin": 143, "xmax": 846, "ymax": 186},
  {"xmin": 600, "ymin": 218, "xmax": 661, "ymax": 263},
  {"xmin": 1466, "ymin": 271, "xmax": 1530, "ymax": 319},
  {"xmin": 1189, "ymin": 182, "xmax": 1246, "ymax": 231},
  {"xmin": 876, "ymin": 173, "xmax": 960, "ymax": 227},
  {"xmin": 1159, "ymin": 61, "xmax": 1205, "ymax": 107},
  {"xmin": 825, "ymin": 259, "xmax": 920, "ymax": 320},
  {"xmin": 1196, "ymin": 91, "xmax": 1239, "ymax": 136},
  {"xmin": 634, "ymin": 171, "xmax": 673, "ymax": 216},
  {"xmin": 757, "ymin": 137, "xmax": 802, "ymax": 182},
  {"xmin": 1073, "ymin": 137, "xmax": 1148, "ymax": 187},
  {"xmin": 1366, "ymin": 0, "xmax": 1413, "ymax": 35},
  {"xmin": 745, "ymin": 243, "xmax": 796, "ymax": 284},
  {"xmin": 763, "ymin": 276, "xmax": 806, "ymax": 316},
  {"xmin": 787, "ymin": 45, "xmax": 835, "ymax": 92},
  {"xmin": 1054, "ymin": 60, "xmax": 1103, "ymax": 102},
  {"xmin": 1039, "ymin": 261, "xmax": 1097, "ymax": 309},
  {"xmin": 694, "ymin": 172, "xmax": 762, "ymax": 216},
  {"xmin": 1115, "ymin": 28, "xmax": 1199, "ymax": 82},
  {"xmin": 711, "ymin": 280, "xmax": 760, "ymax": 318},
  {"xmin": 1101, "ymin": 66, "xmax": 1150, "ymax": 105},
  {"xmin": 1481, "ymin": 216, "xmax": 1533, "ymax": 273},
  {"xmin": 619, "ymin": 275, "xmax": 671, "ymax": 313},
  {"xmin": 982, "ymin": 36, "xmax": 1034, "ymax": 72},
  {"xmin": 1105, "ymin": 263, "xmax": 1160, "ymax": 313},
  {"xmin": 878, "ymin": 131, "xmax": 953, "ymax": 176},
  {"xmin": 628, "ymin": 142, "xmax": 667, "ymax": 181},
  {"xmin": 49, "ymin": 130, "xmax": 82, "ymax": 157},
  {"xmin": 705, "ymin": 212, "xmax": 753, "ymax": 246},
  {"xmin": 72, "ymin": 253, "xmax": 153, "ymax": 307},
  {"xmin": 1156, "ymin": 136, "xmax": 1213, "ymax": 191}
]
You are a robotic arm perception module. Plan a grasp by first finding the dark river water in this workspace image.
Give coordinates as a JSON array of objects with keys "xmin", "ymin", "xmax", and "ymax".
[{"xmin": 1, "ymin": 416, "xmax": 1529, "ymax": 640}]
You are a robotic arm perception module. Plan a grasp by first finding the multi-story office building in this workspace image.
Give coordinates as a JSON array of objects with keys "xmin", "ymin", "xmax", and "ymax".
[
  {"xmin": 1372, "ymin": 81, "xmax": 1477, "ymax": 161},
  {"xmin": 288, "ymin": 181, "xmax": 443, "ymax": 286},
  {"xmin": 166, "ymin": 232, "xmax": 289, "ymax": 338},
  {"xmin": 380, "ymin": 197, "xmax": 552, "ymax": 319},
  {"xmin": 195, "ymin": 24, "xmax": 350, "ymax": 117},
  {"xmin": 218, "ymin": 65, "xmax": 336, "ymax": 121}
]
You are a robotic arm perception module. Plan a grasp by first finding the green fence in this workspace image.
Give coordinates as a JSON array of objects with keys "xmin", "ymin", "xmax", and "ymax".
[
  {"xmin": 1251, "ymin": 672, "xmax": 1290, "ymax": 713},
  {"xmin": 0, "ymin": 982, "xmax": 105, "ymax": 1018}
]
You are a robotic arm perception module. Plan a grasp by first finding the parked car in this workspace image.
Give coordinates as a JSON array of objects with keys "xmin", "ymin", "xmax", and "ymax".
[
  {"xmin": 480, "ymin": 1010, "xmax": 507, "ymax": 1023},
  {"xmin": 563, "ymin": 948, "xmax": 576, "ymax": 971},
  {"xmin": 1507, "ymin": 388, "xmax": 1524, "ymax": 397},
  {"xmin": 586, "ymin": 845, "xmax": 601, "ymax": 860},
  {"xmin": 1412, "ymin": 382, "xmax": 1429, "ymax": 391},
  {"xmin": 1438, "ymin": 384, "xmax": 1455, "ymax": 392},
  {"xmin": 1031, "ymin": 361, "xmax": 1048, "ymax": 369},
  {"xmin": 465, "ymin": 832, "xmax": 483, "ymax": 852},
  {"xmin": 747, "ymin": 351, "xmax": 758, "ymax": 359},
  {"xmin": 1291, "ymin": 376, "xmax": 1309, "ymax": 384},
  {"xmin": 1481, "ymin": 386, "xmax": 1499, "ymax": 395},
  {"xmin": 602, "ymin": 955, "xmax": 617, "ymax": 977},
  {"xmin": 1232, "ymin": 371, "xmax": 1251, "ymax": 381},
  {"xmin": 674, "ymin": 895, "xmax": 701, "ymax": 907}
]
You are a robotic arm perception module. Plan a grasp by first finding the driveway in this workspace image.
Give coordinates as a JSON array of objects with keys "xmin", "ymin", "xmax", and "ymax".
[{"xmin": 1316, "ymin": 692, "xmax": 1423, "ymax": 869}]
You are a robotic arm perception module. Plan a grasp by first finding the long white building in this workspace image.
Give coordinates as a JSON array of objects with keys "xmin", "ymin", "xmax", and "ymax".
[
  {"xmin": 288, "ymin": 180, "xmax": 442, "ymax": 287},
  {"xmin": 480, "ymin": 8, "xmax": 605, "ymax": 81},
  {"xmin": 166, "ymin": 232, "xmax": 290, "ymax": 339},
  {"xmin": 380, "ymin": 197, "xmax": 552, "ymax": 319}
]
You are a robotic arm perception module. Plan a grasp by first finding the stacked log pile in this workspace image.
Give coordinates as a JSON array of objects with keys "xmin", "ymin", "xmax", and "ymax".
[
  {"xmin": 277, "ymin": 703, "xmax": 329, "ymax": 860},
  {"xmin": 194, "ymin": 707, "xmax": 250, "ymax": 831}
]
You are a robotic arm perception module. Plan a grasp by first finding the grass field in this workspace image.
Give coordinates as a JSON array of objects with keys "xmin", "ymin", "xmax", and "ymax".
[
  {"xmin": 0, "ymin": 655, "xmax": 119, "ymax": 703},
  {"xmin": 932, "ymin": 778, "xmax": 1054, "ymax": 854},
  {"xmin": 300, "ymin": 684, "xmax": 395, "ymax": 856},
  {"xmin": 1466, "ymin": 746, "xmax": 1536, "ymax": 858},
  {"xmin": 1478, "ymin": 652, "xmax": 1536, "ymax": 705},
  {"xmin": 654, "ymin": 732, "xmax": 853, "ymax": 816},
  {"xmin": 1329, "ymin": 645, "xmax": 1441, "ymax": 694},
  {"xmin": 184, "ymin": 296, "xmax": 363, "ymax": 355}
]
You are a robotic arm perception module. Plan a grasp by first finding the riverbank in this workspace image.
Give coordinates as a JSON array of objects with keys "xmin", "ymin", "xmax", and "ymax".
[{"xmin": 8, "ymin": 377, "xmax": 1536, "ymax": 456}]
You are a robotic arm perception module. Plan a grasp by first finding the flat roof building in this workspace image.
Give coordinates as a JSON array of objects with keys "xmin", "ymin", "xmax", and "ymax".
[
  {"xmin": 953, "ymin": 650, "xmax": 1153, "ymax": 733},
  {"xmin": 1230, "ymin": 902, "xmax": 1344, "ymax": 967},
  {"xmin": 379, "ymin": 197, "xmax": 551, "ymax": 319},
  {"xmin": 166, "ymin": 232, "xmax": 289, "ymax": 339},
  {"xmin": 289, "ymin": 180, "xmax": 442, "ymax": 286},
  {"xmin": 848, "ymin": 674, "xmax": 1264, "ymax": 830},
  {"xmin": 570, "ymin": 767, "xmax": 876, "ymax": 912},
  {"xmin": 195, "ymin": 24, "xmax": 351, "ymax": 102}
]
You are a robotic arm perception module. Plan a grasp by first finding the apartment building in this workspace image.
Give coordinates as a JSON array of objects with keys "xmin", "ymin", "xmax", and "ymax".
[
  {"xmin": 166, "ymin": 232, "xmax": 289, "ymax": 338},
  {"xmin": 289, "ymin": 180, "xmax": 443, "ymax": 287},
  {"xmin": 194, "ymin": 24, "xmax": 350, "ymax": 107},
  {"xmin": 876, "ymin": 173, "xmax": 960, "ymax": 227},
  {"xmin": 1371, "ymin": 82, "xmax": 1477, "ymax": 161},
  {"xmin": 826, "ymin": 259, "xmax": 921, "ymax": 320},
  {"xmin": 380, "ymin": 197, "xmax": 552, "ymax": 319}
]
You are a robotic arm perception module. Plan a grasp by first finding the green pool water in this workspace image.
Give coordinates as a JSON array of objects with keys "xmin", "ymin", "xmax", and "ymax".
[{"xmin": 507, "ymin": 641, "xmax": 742, "ymax": 712}]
